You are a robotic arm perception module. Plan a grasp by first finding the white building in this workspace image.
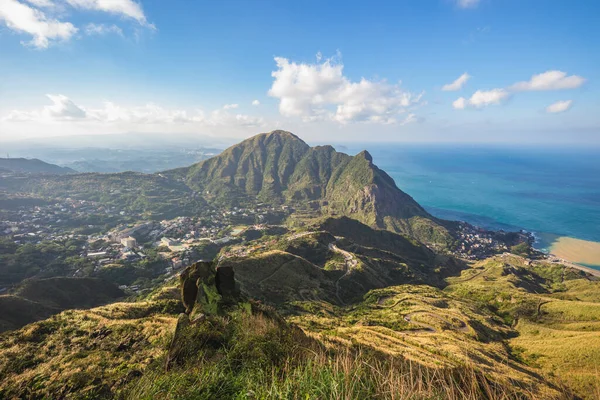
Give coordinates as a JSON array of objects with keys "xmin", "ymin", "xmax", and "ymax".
[
  {"xmin": 88, "ymin": 251, "xmax": 108, "ymax": 258},
  {"xmin": 120, "ymin": 236, "xmax": 137, "ymax": 248}
]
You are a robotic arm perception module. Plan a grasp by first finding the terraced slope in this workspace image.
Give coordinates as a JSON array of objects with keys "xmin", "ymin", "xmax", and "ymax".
[{"xmin": 445, "ymin": 254, "xmax": 600, "ymax": 398}]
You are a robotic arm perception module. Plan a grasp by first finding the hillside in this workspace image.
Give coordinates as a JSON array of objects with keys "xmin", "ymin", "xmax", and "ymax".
[
  {"xmin": 0, "ymin": 277, "xmax": 124, "ymax": 332},
  {"xmin": 0, "ymin": 158, "xmax": 75, "ymax": 175},
  {"xmin": 3, "ymin": 247, "xmax": 593, "ymax": 399},
  {"xmin": 172, "ymin": 130, "xmax": 455, "ymax": 248},
  {"xmin": 2, "ymin": 130, "xmax": 598, "ymax": 399}
]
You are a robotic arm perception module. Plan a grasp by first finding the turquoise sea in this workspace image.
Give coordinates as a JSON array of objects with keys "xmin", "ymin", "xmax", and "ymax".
[{"xmin": 337, "ymin": 143, "xmax": 600, "ymax": 258}]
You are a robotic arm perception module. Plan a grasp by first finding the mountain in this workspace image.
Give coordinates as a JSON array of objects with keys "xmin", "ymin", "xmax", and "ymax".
[
  {"xmin": 0, "ymin": 157, "xmax": 75, "ymax": 175},
  {"xmin": 172, "ymin": 130, "xmax": 455, "ymax": 248}
]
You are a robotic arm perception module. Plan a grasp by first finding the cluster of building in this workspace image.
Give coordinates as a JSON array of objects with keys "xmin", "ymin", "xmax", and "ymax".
[
  {"xmin": 85, "ymin": 233, "xmax": 146, "ymax": 268},
  {"xmin": 454, "ymin": 223, "xmax": 509, "ymax": 260},
  {"xmin": 0, "ymin": 195, "xmax": 139, "ymax": 244},
  {"xmin": 454, "ymin": 222, "xmax": 534, "ymax": 260},
  {"xmin": 2, "ymin": 193, "xmax": 296, "ymax": 288}
]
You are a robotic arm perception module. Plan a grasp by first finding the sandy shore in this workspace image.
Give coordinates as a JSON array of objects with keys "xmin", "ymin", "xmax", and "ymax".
[{"xmin": 549, "ymin": 236, "xmax": 600, "ymax": 273}]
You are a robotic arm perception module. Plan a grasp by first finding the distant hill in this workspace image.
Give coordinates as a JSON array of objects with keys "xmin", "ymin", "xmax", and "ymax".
[
  {"xmin": 0, "ymin": 157, "xmax": 75, "ymax": 175},
  {"xmin": 0, "ymin": 277, "xmax": 124, "ymax": 332},
  {"xmin": 170, "ymin": 130, "xmax": 455, "ymax": 248}
]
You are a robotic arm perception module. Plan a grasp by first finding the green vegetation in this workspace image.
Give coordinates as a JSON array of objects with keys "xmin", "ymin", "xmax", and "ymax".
[
  {"xmin": 173, "ymin": 130, "xmax": 455, "ymax": 248},
  {"xmin": 0, "ymin": 237, "xmax": 92, "ymax": 285},
  {"xmin": 2, "ymin": 171, "xmax": 206, "ymax": 219},
  {"xmin": 0, "ymin": 291, "xmax": 182, "ymax": 399},
  {"xmin": 511, "ymin": 242, "xmax": 531, "ymax": 257}
]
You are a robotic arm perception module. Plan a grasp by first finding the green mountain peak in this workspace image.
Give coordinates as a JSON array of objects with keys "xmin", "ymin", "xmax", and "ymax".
[{"xmin": 177, "ymin": 130, "xmax": 454, "ymax": 247}]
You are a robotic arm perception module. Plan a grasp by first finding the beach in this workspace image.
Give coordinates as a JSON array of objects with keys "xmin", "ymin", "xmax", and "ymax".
[{"xmin": 549, "ymin": 236, "xmax": 600, "ymax": 272}]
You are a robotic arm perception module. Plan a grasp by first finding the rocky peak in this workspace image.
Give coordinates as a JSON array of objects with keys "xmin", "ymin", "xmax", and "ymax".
[{"xmin": 356, "ymin": 150, "xmax": 373, "ymax": 162}]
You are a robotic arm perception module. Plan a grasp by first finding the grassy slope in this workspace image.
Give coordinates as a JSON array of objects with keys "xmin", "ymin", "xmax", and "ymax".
[
  {"xmin": 2, "ymin": 224, "xmax": 595, "ymax": 399},
  {"xmin": 0, "ymin": 277, "xmax": 124, "ymax": 333},
  {"xmin": 130, "ymin": 302, "xmax": 550, "ymax": 400},
  {"xmin": 0, "ymin": 287, "xmax": 182, "ymax": 399},
  {"xmin": 445, "ymin": 254, "xmax": 600, "ymax": 399},
  {"xmin": 286, "ymin": 284, "xmax": 560, "ymax": 398}
]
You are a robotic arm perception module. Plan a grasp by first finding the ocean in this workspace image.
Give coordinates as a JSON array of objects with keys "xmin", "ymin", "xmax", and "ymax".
[{"xmin": 337, "ymin": 143, "xmax": 600, "ymax": 266}]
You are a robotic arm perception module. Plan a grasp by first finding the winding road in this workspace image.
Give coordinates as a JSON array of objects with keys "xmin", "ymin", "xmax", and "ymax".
[{"xmin": 329, "ymin": 242, "xmax": 358, "ymax": 305}]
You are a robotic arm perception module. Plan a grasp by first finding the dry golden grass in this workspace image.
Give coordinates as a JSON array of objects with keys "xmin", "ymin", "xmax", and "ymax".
[
  {"xmin": 512, "ymin": 319, "xmax": 600, "ymax": 399},
  {"xmin": 446, "ymin": 255, "xmax": 600, "ymax": 399},
  {"xmin": 288, "ymin": 284, "xmax": 562, "ymax": 398},
  {"xmin": 0, "ymin": 299, "xmax": 179, "ymax": 399}
]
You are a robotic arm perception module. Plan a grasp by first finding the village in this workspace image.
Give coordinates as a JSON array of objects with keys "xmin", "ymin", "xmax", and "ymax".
[
  {"xmin": 454, "ymin": 221, "xmax": 534, "ymax": 260},
  {"xmin": 0, "ymin": 194, "xmax": 291, "ymax": 293}
]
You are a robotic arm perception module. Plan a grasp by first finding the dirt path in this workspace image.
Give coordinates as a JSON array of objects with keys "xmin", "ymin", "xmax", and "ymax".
[
  {"xmin": 403, "ymin": 312, "xmax": 437, "ymax": 333},
  {"xmin": 329, "ymin": 243, "xmax": 358, "ymax": 305},
  {"xmin": 287, "ymin": 231, "xmax": 324, "ymax": 241},
  {"xmin": 377, "ymin": 296, "xmax": 412, "ymax": 308}
]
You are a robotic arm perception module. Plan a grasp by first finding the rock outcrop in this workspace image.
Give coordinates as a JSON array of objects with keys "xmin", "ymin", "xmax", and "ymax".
[{"xmin": 179, "ymin": 261, "xmax": 241, "ymax": 317}]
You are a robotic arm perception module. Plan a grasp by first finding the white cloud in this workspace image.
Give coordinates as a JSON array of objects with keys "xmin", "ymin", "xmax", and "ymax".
[
  {"xmin": 23, "ymin": 0, "xmax": 54, "ymax": 7},
  {"xmin": 452, "ymin": 97, "xmax": 467, "ymax": 109},
  {"xmin": 442, "ymin": 73, "xmax": 471, "ymax": 91},
  {"xmin": 456, "ymin": 0, "xmax": 480, "ymax": 8},
  {"xmin": 44, "ymin": 94, "xmax": 87, "ymax": 119},
  {"xmin": 469, "ymin": 89, "xmax": 509, "ymax": 107},
  {"xmin": 268, "ymin": 54, "xmax": 425, "ymax": 124},
  {"xmin": 223, "ymin": 104, "xmax": 239, "ymax": 110},
  {"xmin": 3, "ymin": 94, "xmax": 87, "ymax": 121},
  {"xmin": 252, "ymin": 100, "xmax": 260, "ymax": 106},
  {"xmin": 510, "ymin": 70, "xmax": 585, "ymax": 91},
  {"xmin": 1, "ymin": 94, "xmax": 265, "ymax": 129},
  {"xmin": 453, "ymin": 89, "xmax": 509, "ymax": 109},
  {"xmin": 88, "ymin": 102, "xmax": 203, "ymax": 124},
  {"xmin": 84, "ymin": 23, "xmax": 123, "ymax": 36},
  {"xmin": 546, "ymin": 100, "xmax": 573, "ymax": 114},
  {"xmin": 0, "ymin": 0, "xmax": 77, "ymax": 48},
  {"xmin": 65, "ymin": 0, "xmax": 151, "ymax": 26},
  {"xmin": 208, "ymin": 109, "xmax": 264, "ymax": 127}
]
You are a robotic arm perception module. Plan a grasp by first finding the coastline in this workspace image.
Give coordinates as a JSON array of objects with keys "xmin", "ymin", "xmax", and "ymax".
[
  {"xmin": 427, "ymin": 206, "xmax": 600, "ymax": 275},
  {"xmin": 547, "ymin": 236, "xmax": 600, "ymax": 273}
]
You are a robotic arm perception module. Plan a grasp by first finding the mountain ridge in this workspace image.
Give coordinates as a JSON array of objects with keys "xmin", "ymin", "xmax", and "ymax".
[
  {"xmin": 171, "ymin": 130, "xmax": 454, "ymax": 248},
  {"xmin": 0, "ymin": 157, "xmax": 75, "ymax": 175}
]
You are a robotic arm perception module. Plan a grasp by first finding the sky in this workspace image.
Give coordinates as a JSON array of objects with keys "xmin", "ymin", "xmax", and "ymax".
[{"xmin": 0, "ymin": 0, "xmax": 599, "ymax": 144}]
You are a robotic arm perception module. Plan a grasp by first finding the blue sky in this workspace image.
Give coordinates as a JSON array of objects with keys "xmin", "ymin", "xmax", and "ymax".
[{"xmin": 0, "ymin": 0, "xmax": 598, "ymax": 144}]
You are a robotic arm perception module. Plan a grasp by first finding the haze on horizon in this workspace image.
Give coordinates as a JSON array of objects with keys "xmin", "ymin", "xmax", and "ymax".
[{"xmin": 0, "ymin": 0, "xmax": 598, "ymax": 145}]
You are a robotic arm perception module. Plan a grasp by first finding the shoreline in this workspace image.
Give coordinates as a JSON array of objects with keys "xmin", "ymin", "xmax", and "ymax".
[
  {"xmin": 451, "ymin": 216, "xmax": 600, "ymax": 275},
  {"xmin": 544, "ymin": 258, "xmax": 600, "ymax": 278},
  {"xmin": 547, "ymin": 236, "xmax": 600, "ymax": 271}
]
